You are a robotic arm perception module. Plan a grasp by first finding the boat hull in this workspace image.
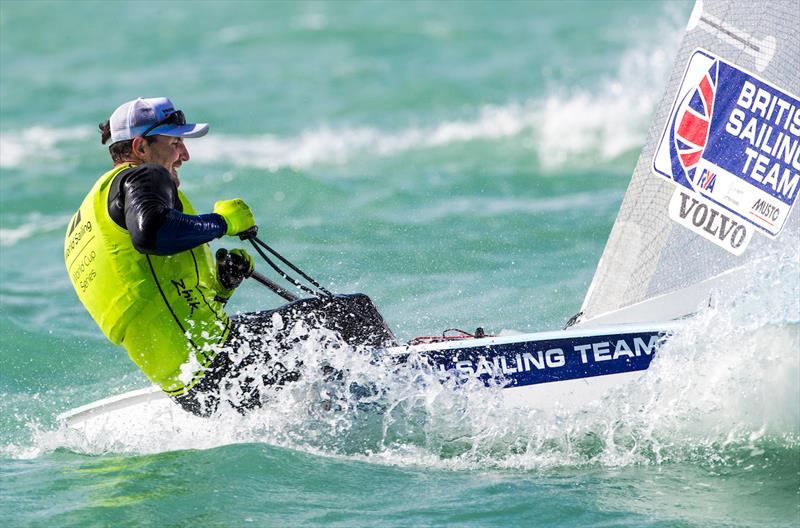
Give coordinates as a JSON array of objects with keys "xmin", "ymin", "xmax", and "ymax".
[
  {"xmin": 59, "ymin": 322, "xmax": 680, "ymax": 427},
  {"xmin": 395, "ymin": 321, "xmax": 679, "ymax": 411}
]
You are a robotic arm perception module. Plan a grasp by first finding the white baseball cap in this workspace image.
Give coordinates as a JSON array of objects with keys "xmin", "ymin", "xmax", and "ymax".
[{"xmin": 108, "ymin": 97, "xmax": 209, "ymax": 145}]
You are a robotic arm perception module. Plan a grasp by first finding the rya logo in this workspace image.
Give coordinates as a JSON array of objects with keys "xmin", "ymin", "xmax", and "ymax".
[{"xmin": 695, "ymin": 168, "xmax": 717, "ymax": 192}]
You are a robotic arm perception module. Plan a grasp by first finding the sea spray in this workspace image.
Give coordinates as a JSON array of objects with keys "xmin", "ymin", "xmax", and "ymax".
[{"xmin": 29, "ymin": 244, "xmax": 798, "ymax": 469}]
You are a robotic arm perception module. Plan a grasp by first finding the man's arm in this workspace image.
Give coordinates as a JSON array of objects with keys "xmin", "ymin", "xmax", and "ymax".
[{"xmin": 110, "ymin": 164, "xmax": 226, "ymax": 255}]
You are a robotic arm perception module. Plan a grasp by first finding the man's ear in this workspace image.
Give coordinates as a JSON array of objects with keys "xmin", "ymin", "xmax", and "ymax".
[{"xmin": 132, "ymin": 136, "xmax": 148, "ymax": 157}]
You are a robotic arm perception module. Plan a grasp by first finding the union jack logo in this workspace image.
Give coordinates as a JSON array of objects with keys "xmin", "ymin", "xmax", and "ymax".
[{"xmin": 670, "ymin": 61, "xmax": 718, "ymax": 185}]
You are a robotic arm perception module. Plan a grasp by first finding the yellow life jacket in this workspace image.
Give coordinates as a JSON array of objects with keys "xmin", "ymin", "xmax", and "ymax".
[{"xmin": 64, "ymin": 163, "xmax": 230, "ymax": 395}]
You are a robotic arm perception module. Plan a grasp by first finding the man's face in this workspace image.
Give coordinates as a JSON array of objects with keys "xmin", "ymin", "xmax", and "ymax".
[{"xmin": 139, "ymin": 135, "xmax": 190, "ymax": 187}]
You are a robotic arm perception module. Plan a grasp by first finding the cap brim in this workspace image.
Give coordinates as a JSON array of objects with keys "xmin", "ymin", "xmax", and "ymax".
[{"xmin": 151, "ymin": 123, "xmax": 209, "ymax": 138}]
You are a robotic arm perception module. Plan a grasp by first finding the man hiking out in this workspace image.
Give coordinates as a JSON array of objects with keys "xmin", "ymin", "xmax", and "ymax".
[
  {"xmin": 64, "ymin": 97, "xmax": 291, "ymax": 416},
  {"xmin": 65, "ymin": 97, "xmax": 394, "ymax": 417}
]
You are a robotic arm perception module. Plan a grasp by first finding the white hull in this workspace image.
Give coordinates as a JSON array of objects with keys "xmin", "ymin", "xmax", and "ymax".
[{"xmin": 59, "ymin": 321, "xmax": 682, "ymax": 428}]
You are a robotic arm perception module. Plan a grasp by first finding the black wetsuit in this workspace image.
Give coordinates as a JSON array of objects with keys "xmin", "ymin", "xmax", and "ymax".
[{"xmin": 107, "ymin": 163, "xmax": 226, "ymax": 253}]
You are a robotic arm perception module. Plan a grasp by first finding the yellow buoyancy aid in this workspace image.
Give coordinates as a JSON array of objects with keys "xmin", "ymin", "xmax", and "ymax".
[{"xmin": 64, "ymin": 163, "xmax": 230, "ymax": 395}]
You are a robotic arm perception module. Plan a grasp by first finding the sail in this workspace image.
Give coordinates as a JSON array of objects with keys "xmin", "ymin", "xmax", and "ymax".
[{"xmin": 578, "ymin": 0, "xmax": 800, "ymax": 325}]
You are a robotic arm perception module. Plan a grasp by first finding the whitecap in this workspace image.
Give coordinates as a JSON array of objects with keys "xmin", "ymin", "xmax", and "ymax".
[
  {"xmin": 0, "ymin": 125, "xmax": 94, "ymax": 169},
  {"xmin": 188, "ymin": 34, "xmax": 681, "ymax": 174},
  {"xmin": 0, "ymin": 212, "xmax": 71, "ymax": 247}
]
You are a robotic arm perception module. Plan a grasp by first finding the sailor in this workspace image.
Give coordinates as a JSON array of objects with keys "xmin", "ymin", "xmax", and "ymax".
[{"xmin": 64, "ymin": 97, "xmax": 297, "ymax": 416}]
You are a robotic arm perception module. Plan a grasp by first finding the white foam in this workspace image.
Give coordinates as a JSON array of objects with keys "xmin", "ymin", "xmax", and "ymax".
[
  {"xmin": 536, "ymin": 59, "xmax": 664, "ymax": 169},
  {"xmin": 188, "ymin": 102, "xmax": 536, "ymax": 172},
  {"xmin": 0, "ymin": 212, "xmax": 71, "ymax": 247},
  {"xmin": 0, "ymin": 28, "xmax": 679, "ymax": 175},
  {"xmin": 189, "ymin": 16, "xmax": 683, "ymax": 173},
  {"xmin": 189, "ymin": 73, "xmax": 663, "ymax": 174},
  {"xmin": 0, "ymin": 126, "xmax": 94, "ymax": 169}
]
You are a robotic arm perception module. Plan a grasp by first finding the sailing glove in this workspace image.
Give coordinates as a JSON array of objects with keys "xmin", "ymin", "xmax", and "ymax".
[
  {"xmin": 216, "ymin": 248, "xmax": 255, "ymax": 293},
  {"xmin": 213, "ymin": 199, "xmax": 256, "ymax": 236}
]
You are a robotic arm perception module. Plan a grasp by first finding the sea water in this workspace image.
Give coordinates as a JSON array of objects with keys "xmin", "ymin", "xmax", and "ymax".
[{"xmin": 1, "ymin": 1, "xmax": 798, "ymax": 526}]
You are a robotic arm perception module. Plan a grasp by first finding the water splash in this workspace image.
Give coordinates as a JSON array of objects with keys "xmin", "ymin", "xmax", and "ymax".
[{"xmin": 22, "ymin": 247, "xmax": 798, "ymax": 470}]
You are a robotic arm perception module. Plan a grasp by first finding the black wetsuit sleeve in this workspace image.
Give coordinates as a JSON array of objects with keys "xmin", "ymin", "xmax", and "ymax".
[{"xmin": 107, "ymin": 164, "xmax": 227, "ymax": 255}]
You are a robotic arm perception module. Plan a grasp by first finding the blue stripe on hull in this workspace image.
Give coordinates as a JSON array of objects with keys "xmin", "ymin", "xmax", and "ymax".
[{"xmin": 424, "ymin": 331, "xmax": 668, "ymax": 388}]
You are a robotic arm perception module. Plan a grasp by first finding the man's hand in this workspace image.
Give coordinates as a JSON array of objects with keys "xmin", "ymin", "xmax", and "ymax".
[
  {"xmin": 213, "ymin": 199, "xmax": 256, "ymax": 236},
  {"xmin": 216, "ymin": 248, "xmax": 255, "ymax": 291}
]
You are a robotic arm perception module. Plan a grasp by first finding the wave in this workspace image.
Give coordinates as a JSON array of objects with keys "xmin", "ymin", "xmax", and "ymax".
[
  {"xmin": 0, "ymin": 212, "xmax": 71, "ymax": 247},
  {"xmin": 195, "ymin": 6, "xmax": 683, "ymax": 173},
  {"xmin": 189, "ymin": 103, "xmax": 534, "ymax": 171},
  {"xmin": 0, "ymin": 20, "xmax": 681, "ymax": 174},
  {"xmin": 0, "ymin": 126, "xmax": 94, "ymax": 169},
  {"xmin": 189, "ymin": 36, "xmax": 678, "ymax": 173}
]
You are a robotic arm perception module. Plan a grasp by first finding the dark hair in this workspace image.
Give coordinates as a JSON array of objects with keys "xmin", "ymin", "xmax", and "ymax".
[{"xmin": 99, "ymin": 119, "xmax": 156, "ymax": 164}]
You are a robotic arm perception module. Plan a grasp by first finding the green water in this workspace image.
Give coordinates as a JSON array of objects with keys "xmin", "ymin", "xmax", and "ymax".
[{"xmin": 2, "ymin": 1, "xmax": 798, "ymax": 526}]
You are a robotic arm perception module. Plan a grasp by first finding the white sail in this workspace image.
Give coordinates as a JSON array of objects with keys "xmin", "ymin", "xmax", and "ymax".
[{"xmin": 578, "ymin": 0, "xmax": 800, "ymax": 325}]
